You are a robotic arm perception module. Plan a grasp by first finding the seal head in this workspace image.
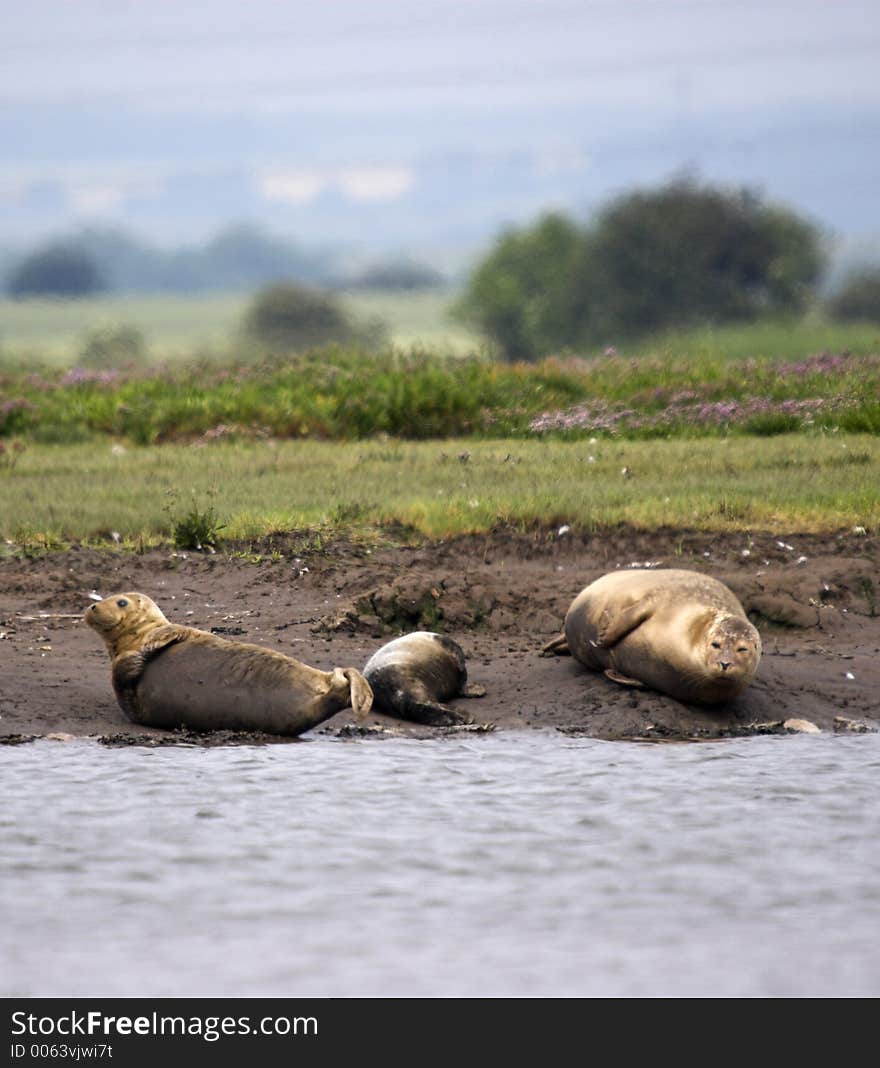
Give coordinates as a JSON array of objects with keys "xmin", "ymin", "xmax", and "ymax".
[
  {"xmin": 701, "ymin": 614, "xmax": 761, "ymax": 691},
  {"xmin": 85, "ymin": 592, "xmax": 173, "ymax": 658}
]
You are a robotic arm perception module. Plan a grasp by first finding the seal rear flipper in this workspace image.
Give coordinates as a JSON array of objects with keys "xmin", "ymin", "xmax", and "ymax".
[
  {"xmin": 598, "ymin": 601, "xmax": 653, "ymax": 647},
  {"xmin": 341, "ymin": 668, "xmax": 373, "ymax": 723},
  {"xmin": 401, "ymin": 700, "xmax": 474, "ymax": 726},
  {"xmin": 604, "ymin": 668, "xmax": 645, "ymax": 688},
  {"xmin": 541, "ymin": 634, "xmax": 570, "ymax": 656}
]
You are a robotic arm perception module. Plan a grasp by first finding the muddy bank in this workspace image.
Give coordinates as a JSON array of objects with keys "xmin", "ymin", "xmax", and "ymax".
[{"xmin": 1, "ymin": 527, "xmax": 878, "ymax": 743}]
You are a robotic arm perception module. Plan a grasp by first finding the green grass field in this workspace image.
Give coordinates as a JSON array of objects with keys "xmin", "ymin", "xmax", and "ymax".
[
  {"xmin": 2, "ymin": 289, "xmax": 879, "ymax": 364},
  {"xmin": 629, "ymin": 316, "xmax": 880, "ymax": 363},
  {"xmin": 0, "ymin": 289, "xmax": 476, "ymax": 361},
  {"xmin": 2, "ymin": 435, "xmax": 877, "ymax": 547},
  {"xmin": 2, "ymin": 293, "xmax": 879, "ymax": 547}
]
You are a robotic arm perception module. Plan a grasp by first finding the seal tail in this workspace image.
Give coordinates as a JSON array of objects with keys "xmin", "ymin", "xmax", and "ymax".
[{"xmin": 342, "ymin": 668, "xmax": 373, "ymax": 723}]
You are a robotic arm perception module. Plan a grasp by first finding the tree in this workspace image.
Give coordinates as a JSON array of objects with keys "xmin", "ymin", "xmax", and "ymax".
[
  {"xmin": 584, "ymin": 181, "xmax": 824, "ymax": 341},
  {"xmin": 826, "ymin": 268, "xmax": 880, "ymax": 322},
  {"xmin": 8, "ymin": 241, "xmax": 106, "ymax": 298},
  {"xmin": 241, "ymin": 283, "xmax": 386, "ymax": 351},
  {"xmin": 458, "ymin": 181, "xmax": 826, "ymax": 359},
  {"xmin": 454, "ymin": 213, "xmax": 585, "ymax": 361}
]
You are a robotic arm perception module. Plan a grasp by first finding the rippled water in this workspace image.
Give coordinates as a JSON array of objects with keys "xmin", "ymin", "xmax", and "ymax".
[{"xmin": 3, "ymin": 732, "xmax": 879, "ymax": 998}]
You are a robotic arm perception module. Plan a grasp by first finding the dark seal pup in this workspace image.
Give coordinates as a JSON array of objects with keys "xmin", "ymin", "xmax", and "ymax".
[
  {"xmin": 86, "ymin": 592, "xmax": 372, "ymax": 735},
  {"xmin": 363, "ymin": 631, "xmax": 486, "ymax": 726},
  {"xmin": 542, "ymin": 569, "xmax": 761, "ymax": 705}
]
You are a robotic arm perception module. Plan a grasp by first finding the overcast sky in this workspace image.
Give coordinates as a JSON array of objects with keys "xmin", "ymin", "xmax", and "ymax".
[
  {"xmin": 5, "ymin": 0, "xmax": 878, "ymax": 115},
  {"xmin": 2, "ymin": 1, "xmax": 878, "ymax": 248}
]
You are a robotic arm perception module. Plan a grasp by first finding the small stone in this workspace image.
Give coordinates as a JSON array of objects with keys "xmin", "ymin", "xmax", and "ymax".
[
  {"xmin": 834, "ymin": 716, "xmax": 874, "ymax": 734},
  {"xmin": 783, "ymin": 718, "xmax": 821, "ymax": 734}
]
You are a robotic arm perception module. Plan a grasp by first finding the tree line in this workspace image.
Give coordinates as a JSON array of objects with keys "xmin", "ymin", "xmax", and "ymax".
[
  {"xmin": 2, "ymin": 224, "xmax": 444, "ymax": 298},
  {"xmin": 455, "ymin": 179, "xmax": 880, "ymax": 359}
]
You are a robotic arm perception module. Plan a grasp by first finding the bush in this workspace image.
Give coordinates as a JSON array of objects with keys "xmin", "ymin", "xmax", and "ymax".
[
  {"xmin": 458, "ymin": 180, "xmax": 826, "ymax": 359},
  {"xmin": 167, "ymin": 493, "xmax": 226, "ymax": 551},
  {"xmin": 79, "ymin": 324, "xmax": 148, "ymax": 368},
  {"xmin": 350, "ymin": 259, "xmax": 445, "ymax": 290},
  {"xmin": 454, "ymin": 213, "xmax": 585, "ymax": 361},
  {"xmin": 8, "ymin": 242, "xmax": 106, "ymax": 298},
  {"xmin": 827, "ymin": 268, "xmax": 880, "ymax": 322},
  {"xmin": 241, "ymin": 283, "xmax": 386, "ymax": 351}
]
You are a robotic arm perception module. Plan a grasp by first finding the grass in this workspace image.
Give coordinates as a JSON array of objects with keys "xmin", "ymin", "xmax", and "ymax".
[
  {"xmin": 3, "ymin": 289, "xmax": 879, "ymax": 365},
  {"xmin": 0, "ymin": 293, "xmax": 251, "ymax": 359},
  {"xmin": 4, "ymin": 345, "xmax": 880, "ymax": 445},
  {"xmin": 0, "ymin": 288, "xmax": 475, "ymax": 362},
  {"xmin": 1, "ymin": 435, "xmax": 877, "ymax": 546},
  {"xmin": 629, "ymin": 316, "xmax": 880, "ymax": 362}
]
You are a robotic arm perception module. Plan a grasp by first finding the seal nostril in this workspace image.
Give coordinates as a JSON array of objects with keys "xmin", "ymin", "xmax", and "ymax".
[{"xmin": 720, "ymin": 661, "xmax": 731, "ymax": 671}]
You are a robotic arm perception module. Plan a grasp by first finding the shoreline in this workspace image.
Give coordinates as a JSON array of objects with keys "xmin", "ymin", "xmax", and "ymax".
[{"xmin": 2, "ymin": 527, "xmax": 878, "ymax": 745}]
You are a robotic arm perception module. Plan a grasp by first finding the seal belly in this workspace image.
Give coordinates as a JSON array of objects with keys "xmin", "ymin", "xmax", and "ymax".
[{"xmin": 133, "ymin": 640, "xmax": 336, "ymax": 735}]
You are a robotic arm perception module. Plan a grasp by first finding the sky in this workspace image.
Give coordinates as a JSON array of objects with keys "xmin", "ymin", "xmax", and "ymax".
[{"xmin": 2, "ymin": 0, "xmax": 879, "ymax": 259}]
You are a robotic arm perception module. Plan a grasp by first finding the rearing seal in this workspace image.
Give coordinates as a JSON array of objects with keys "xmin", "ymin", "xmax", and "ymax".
[
  {"xmin": 86, "ymin": 592, "xmax": 372, "ymax": 735},
  {"xmin": 542, "ymin": 569, "xmax": 761, "ymax": 705}
]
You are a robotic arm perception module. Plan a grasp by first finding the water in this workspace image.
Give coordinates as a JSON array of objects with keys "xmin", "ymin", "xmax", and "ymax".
[{"xmin": 3, "ymin": 732, "xmax": 879, "ymax": 998}]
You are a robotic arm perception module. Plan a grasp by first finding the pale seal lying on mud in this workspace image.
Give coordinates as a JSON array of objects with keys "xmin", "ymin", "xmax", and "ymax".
[
  {"xmin": 363, "ymin": 631, "xmax": 486, "ymax": 726},
  {"xmin": 86, "ymin": 592, "xmax": 372, "ymax": 735},
  {"xmin": 542, "ymin": 569, "xmax": 761, "ymax": 705}
]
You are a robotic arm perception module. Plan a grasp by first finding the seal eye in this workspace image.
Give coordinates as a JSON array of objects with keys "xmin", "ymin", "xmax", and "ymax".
[
  {"xmin": 710, "ymin": 641, "xmax": 721, "ymax": 649},
  {"xmin": 116, "ymin": 598, "xmax": 129, "ymax": 608}
]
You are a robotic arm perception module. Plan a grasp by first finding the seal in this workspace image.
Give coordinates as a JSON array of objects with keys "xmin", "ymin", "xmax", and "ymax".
[
  {"xmin": 85, "ymin": 592, "xmax": 372, "ymax": 735},
  {"xmin": 363, "ymin": 631, "xmax": 486, "ymax": 726},
  {"xmin": 542, "ymin": 569, "xmax": 761, "ymax": 705}
]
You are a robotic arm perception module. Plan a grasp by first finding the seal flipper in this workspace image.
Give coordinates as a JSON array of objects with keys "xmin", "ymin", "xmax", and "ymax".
[
  {"xmin": 340, "ymin": 668, "xmax": 373, "ymax": 723},
  {"xmin": 401, "ymin": 699, "xmax": 474, "ymax": 726},
  {"xmin": 541, "ymin": 634, "xmax": 570, "ymax": 656},
  {"xmin": 111, "ymin": 627, "xmax": 187, "ymax": 718},
  {"xmin": 374, "ymin": 677, "xmax": 473, "ymax": 725},
  {"xmin": 597, "ymin": 601, "xmax": 653, "ymax": 647},
  {"xmin": 604, "ymin": 668, "xmax": 645, "ymax": 688}
]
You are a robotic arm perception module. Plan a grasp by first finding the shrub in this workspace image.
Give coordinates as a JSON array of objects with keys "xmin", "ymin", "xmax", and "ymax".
[
  {"xmin": 241, "ymin": 283, "xmax": 386, "ymax": 352},
  {"xmin": 8, "ymin": 242, "xmax": 106, "ymax": 298},
  {"xmin": 168, "ymin": 494, "xmax": 226, "ymax": 550},
  {"xmin": 350, "ymin": 259, "xmax": 445, "ymax": 290},
  {"xmin": 827, "ymin": 268, "xmax": 880, "ymax": 323},
  {"xmin": 79, "ymin": 324, "xmax": 148, "ymax": 368}
]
